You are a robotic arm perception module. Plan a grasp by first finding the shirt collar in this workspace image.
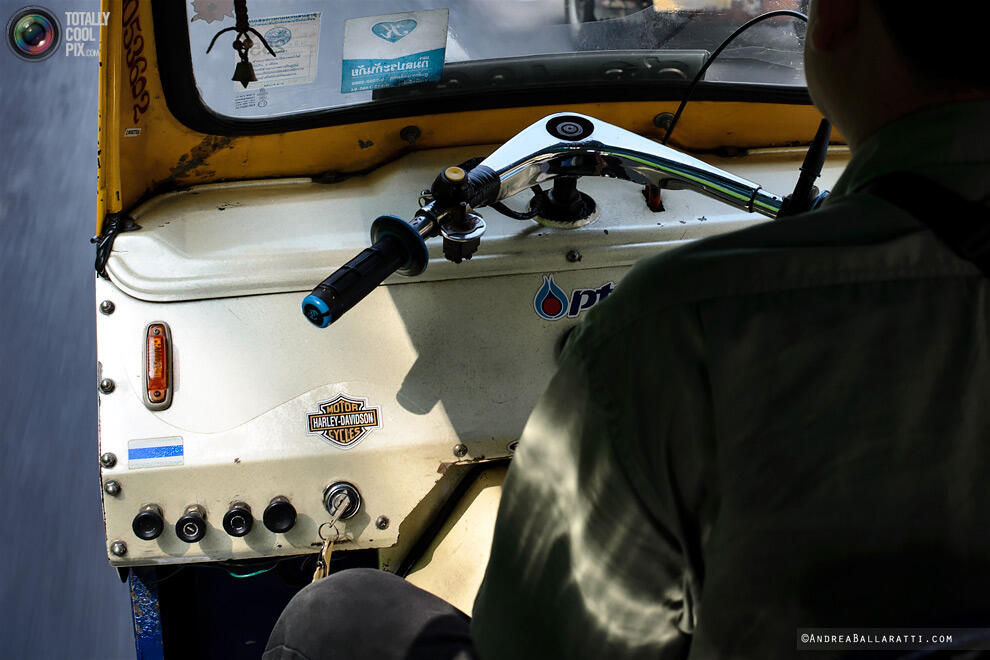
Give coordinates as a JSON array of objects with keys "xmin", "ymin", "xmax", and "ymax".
[{"xmin": 826, "ymin": 99, "xmax": 990, "ymax": 202}]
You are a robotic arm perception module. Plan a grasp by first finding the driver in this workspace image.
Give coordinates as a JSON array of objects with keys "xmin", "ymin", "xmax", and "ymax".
[{"xmin": 265, "ymin": 2, "xmax": 990, "ymax": 658}]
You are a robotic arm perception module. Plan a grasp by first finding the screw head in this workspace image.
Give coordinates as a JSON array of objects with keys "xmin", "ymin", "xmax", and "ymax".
[
  {"xmin": 110, "ymin": 540, "xmax": 127, "ymax": 557},
  {"xmin": 653, "ymin": 112, "xmax": 675, "ymax": 130},
  {"xmin": 400, "ymin": 125, "xmax": 421, "ymax": 145},
  {"xmin": 375, "ymin": 515, "xmax": 390, "ymax": 530},
  {"xmin": 104, "ymin": 480, "xmax": 121, "ymax": 496},
  {"xmin": 566, "ymin": 249, "xmax": 582, "ymax": 263},
  {"xmin": 453, "ymin": 443, "xmax": 468, "ymax": 458},
  {"xmin": 100, "ymin": 452, "xmax": 117, "ymax": 468},
  {"xmin": 99, "ymin": 378, "xmax": 115, "ymax": 394},
  {"xmin": 99, "ymin": 300, "xmax": 115, "ymax": 315}
]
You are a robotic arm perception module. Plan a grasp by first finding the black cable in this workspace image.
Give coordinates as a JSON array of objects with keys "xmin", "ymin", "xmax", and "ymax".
[
  {"xmin": 488, "ymin": 186, "xmax": 545, "ymax": 220},
  {"xmin": 777, "ymin": 117, "xmax": 831, "ymax": 217},
  {"xmin": 661, "ymin": 9, "xmax": 808, "ymax": 146},
  {"xmin": 491, "ymin": 201, "xmax": 538, "ymax": 220}
]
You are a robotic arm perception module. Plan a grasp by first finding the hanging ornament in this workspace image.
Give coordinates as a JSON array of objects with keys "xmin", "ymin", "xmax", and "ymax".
[{"xmin": 205, "ymin": 0, "xmax": 276, "ymax": 88}]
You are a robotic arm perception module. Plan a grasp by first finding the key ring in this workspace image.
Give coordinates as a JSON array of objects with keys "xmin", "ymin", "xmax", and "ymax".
[{"xmin": 318, "ymin": 522, "xmax": 340, "ymax": 541}]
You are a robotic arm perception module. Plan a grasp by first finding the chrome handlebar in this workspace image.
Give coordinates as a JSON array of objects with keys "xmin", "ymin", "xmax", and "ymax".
[
  {"xmin": 475, "ymin": 112, "xmax": 782, "ymax": 218},
  {"xmin": 303, "ymin": 112, "xmax": 785, "ymax": 328}
]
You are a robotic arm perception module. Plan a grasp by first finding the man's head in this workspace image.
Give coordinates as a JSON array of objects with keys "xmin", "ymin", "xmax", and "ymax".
[{"xmin": 804, "ymin": 1, "xmax": 989, "ymax": 150}]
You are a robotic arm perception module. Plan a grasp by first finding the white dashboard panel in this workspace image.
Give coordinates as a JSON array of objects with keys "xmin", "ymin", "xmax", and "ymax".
[{"xmin": 98, "ymin": 144, "xmax": 849, "ymax": 565}]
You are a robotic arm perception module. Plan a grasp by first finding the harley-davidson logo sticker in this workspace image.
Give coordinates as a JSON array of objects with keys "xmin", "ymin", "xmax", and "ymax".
[{"xmin": 307, "ymin": 393, "xmax": 381, "ymax": 449}]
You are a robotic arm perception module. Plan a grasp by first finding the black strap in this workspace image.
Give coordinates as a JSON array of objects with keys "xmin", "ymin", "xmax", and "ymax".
[
  {"xmin": 866, "ymin": 172, "xmax": 990, "ymax": 278},
  {"xmin": 91, "ymin": 212, "xmax": 140, "ymax": 279}
]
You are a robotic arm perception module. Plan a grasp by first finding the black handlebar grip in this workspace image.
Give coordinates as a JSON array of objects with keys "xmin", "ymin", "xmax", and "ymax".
[
  {"xmin": 302, "ymin": 215, "xmax": 431, "ymax": 328},
  {"xmin": 302, "ymin": 235, "xmax": 408, "ymax": 328}
]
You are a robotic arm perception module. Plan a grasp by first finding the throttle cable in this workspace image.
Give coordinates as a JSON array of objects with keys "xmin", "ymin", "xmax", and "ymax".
[{"xmin": 661, "ymin": 9, "xmax": 810, "ymax": 146}]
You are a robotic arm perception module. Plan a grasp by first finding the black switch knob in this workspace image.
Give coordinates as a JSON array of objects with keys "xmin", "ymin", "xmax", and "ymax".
[
  {"xmin": 175, "ymin": 504, "xmax": 207, "ymax": 543},
  {"xmin": 222, "ymin": 502, "xmax": 253, "ymax": 537},
  {"xmin": 263, "ymin": 496, "xmax": 296, "ymax": 533},
  {"xmin": 132, "ymin": 504, "xmax": 164, "ymax": 541}
]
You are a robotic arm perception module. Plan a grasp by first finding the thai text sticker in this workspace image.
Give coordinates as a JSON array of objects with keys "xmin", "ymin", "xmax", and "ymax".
[
  {"xmin": 237, "ymin": 12, "xmax": 321, "ymax": 90},
  {"xmin": 341, "ymin": 9, "xmax": 448, "ymax": 93}
]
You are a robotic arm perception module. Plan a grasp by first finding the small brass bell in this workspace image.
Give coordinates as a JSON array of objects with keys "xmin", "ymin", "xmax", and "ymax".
[
  {"xmin": 232, "ymin": 60, "xmax": 256, "ymax": 88},
  {"xmin": 206, "ymin": 2, "xmax": 276, "ymax": 89}
]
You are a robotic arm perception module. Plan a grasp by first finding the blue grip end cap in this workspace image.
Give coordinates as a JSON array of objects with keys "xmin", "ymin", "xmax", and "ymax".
[{"xmin": 302, "ymin": 295, "xmax": 333, "ymax": 328}]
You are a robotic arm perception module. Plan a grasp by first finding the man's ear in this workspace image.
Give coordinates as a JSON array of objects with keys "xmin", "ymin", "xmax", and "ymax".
[{"xmin": 809, "ymin": 0, "xmax": 859, "ymax": 52}]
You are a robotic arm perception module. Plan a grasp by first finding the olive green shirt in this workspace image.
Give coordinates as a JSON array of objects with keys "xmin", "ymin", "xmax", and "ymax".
[{"xmin": 472, "ymin": 100, "xmax": 990, "ymax": 659}]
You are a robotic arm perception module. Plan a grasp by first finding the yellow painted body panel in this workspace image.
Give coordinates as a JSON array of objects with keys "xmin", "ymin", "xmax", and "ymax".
[{"xmin": 97, "ymin": 0, "xmax": 836, "ymax": 233}]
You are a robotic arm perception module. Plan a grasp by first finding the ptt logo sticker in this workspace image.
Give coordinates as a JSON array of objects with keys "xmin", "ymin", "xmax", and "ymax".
[
  {"xmin": 534, "ymin": 274, "xmax": 614, "ymax": 321},
  {"xmin": 307, "ymin": 393, "xmax": 381, "ymax": 449}
]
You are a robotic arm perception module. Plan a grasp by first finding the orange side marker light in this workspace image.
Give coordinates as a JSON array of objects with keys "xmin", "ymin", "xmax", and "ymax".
[{"xmin": 144, "ymin": 323, "xmax": 172, "ymax": 410}]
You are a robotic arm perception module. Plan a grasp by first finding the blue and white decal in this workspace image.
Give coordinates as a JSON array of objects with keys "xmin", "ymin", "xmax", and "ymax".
[
  {"xmin": 341, "ymin": 9, "xmax": 448, "ymax": 93},
  {"xmin": 371, "ymin": 20, "xmax": 418, "ymax": 43},
  {"xmin": 127, "ymin": 437, "xmax": 184, "ymax": 469},
  {"xmin": 534, "ymin": 274, "xmax": 615, "ymax": 321}
]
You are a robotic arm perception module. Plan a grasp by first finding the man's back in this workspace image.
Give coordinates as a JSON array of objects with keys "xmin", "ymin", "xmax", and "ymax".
[
  {"xmin": 262, "ymin": 3, "xmax": 990, "ymax": 657},
  {"xmin": 472, "ymin": 99, "xmax": 990, "ymax": 658}
]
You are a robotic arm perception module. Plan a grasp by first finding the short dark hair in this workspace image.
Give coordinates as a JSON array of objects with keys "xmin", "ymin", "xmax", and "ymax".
[{"xmin": 871, "ymin": 2, "xmax": 989, "ymax": 89}]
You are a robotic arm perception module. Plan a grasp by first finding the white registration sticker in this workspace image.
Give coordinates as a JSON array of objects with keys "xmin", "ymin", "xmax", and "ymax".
[
  {"xmin": 235, "ymin": 11, "xmax": 321, "ymax": 91},
  {"xmin": 341, "ymin": 9, "xmax": 448, "ymax": 94}
]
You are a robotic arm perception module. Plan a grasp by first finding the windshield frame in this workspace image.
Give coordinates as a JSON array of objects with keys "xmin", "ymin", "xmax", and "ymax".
[{"xmin": 152, "ymin": 0, "xmax": 812, "ymax": 137}]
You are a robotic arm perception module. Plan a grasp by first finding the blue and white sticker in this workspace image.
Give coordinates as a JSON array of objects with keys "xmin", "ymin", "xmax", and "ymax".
[
  {"xmin": 341, "ymin": 9, "xmax": 448, "ymax": 94},
  {"xmin": 128, "ymin": 437, "xmax": 184, "ymax": 469}
]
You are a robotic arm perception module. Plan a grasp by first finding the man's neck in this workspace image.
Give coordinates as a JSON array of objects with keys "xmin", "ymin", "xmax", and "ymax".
[{"xmin": 846, "ymin": 88, "xmax": 990, "ymax": 153}]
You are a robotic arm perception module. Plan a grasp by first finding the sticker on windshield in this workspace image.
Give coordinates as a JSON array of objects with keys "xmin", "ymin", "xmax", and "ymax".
[
  {"xmin": 341, "ymin": 9, "xmax": 448, "ymax": 94},
  {"xmin": 232, "ymin": 11, "xmax": 321, "ymax": 99}
]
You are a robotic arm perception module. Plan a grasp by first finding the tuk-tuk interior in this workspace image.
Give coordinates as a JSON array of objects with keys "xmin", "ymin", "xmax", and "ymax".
[{"xmin": 95, "ymin": 1, "xmax": 844, "ymax": 655}]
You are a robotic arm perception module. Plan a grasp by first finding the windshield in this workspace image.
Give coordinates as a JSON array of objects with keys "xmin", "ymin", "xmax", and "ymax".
[{"xmin": 186, "ymin": 0, "xmax": 810, "ymax": 120}]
